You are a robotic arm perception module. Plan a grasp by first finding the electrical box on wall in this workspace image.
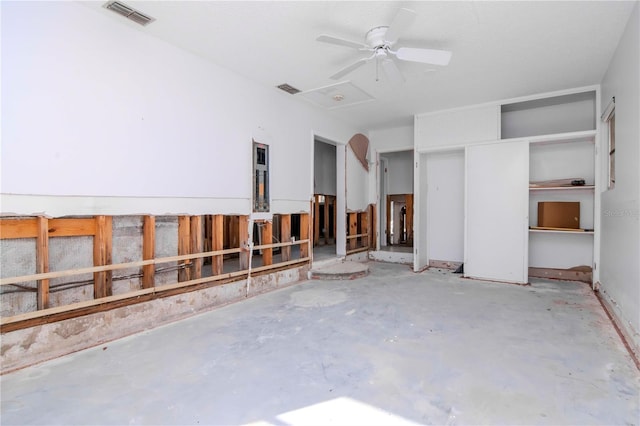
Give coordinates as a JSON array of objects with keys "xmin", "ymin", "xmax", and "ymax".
[{"xmin": 253, "ymin": 140, "xmax": 270, "ymax": 212}]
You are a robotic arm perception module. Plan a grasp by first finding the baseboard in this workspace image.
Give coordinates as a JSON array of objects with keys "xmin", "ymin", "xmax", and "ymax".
[
  {"xmin": 595, "ymin": 285, "xmax": 640, "ymax": 370},
  {"xmin": 428, "ymin": 260, "xmax": 463, "ymax": 270},
  {"xmin": 528, "ymin": 266, "xmax": 592, "ymax": 283}
]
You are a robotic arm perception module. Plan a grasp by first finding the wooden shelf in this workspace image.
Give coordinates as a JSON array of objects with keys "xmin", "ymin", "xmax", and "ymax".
[
  {"xmin": 529, "ymin": 228, "xmax": 594, "ymax": 235},
  {"xmin": 529, "ymin": 185, "xmax": 595, "ymax": 191}
]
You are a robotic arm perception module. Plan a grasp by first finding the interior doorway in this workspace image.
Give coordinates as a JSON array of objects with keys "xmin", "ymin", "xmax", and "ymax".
[
  {"xmin": 387, "ymin": 194, "xmax": 414, "ymax": 246},
  {"xmin": 313, "ymin": 138, "xmax": 338, "ymax": 262},
  {"xmin": 379, "ymin": 150, "xmax": 414, "ymax": 253}
]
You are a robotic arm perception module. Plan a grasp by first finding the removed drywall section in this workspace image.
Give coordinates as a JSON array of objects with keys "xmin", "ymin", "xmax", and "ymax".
[
  {"xmin": 0, "ymin": 238, "xmax": 36, "ymax": 317},
  {"xmin": 599, "ymin": 1, "xmax": 640, "ymax": 355},
  {"xmin": 111, "ymin": 216, "xmax": 144, "ymax": 295},
  {"xmin": 48, "ymin": 236, "xmax": 94, "ymax": 308}
]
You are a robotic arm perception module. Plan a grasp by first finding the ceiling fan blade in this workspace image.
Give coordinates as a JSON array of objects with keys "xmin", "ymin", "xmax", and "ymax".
[
  {"xmin": 330, "ymin": 57, "xmax": 371, "ymax": 80},
  {"xmin": 395, "ymin": 47, "xmax": 452, "ymax": 66},
  {"xmin": 381, "ymin": 58, "xmax": 405, "ymax": 84},
  {"xmin": 317, "ymin": 34, "xmax": 367, "ymax": 50},
  {"xmin": 384, "ymin": 8, "xmax": 417, "ymax": 44}
]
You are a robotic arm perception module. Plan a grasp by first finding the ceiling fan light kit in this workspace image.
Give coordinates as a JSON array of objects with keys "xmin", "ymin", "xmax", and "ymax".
[{"xmin": 317, "ymin": 8, "xmax": 452, "ymax": 83}]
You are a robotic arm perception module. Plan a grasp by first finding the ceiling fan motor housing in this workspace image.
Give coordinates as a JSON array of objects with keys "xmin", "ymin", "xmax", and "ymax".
[{"xmin": 366, "ymin": 26, "xmax": 393, "ymax": 49}]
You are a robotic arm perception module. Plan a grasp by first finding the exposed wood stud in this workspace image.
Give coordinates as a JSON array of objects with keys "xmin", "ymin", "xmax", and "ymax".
[
  {"xmin": 386, "ymin": 196, "xmax": 392, "ymax": 246},
  {"xmin": 178, "ymin": 216, "xmax": 191, "ymax": 282},
  {"xmin": 1, "ymin": 213, "xmax": 316, "ymax": 333},
  {"xmin": 238, "ymin": 215, "xmax": 250, "ymax": 270},
  {"xmin": 300, "ymin": 213, "xmax": 310, "ymax": 259},
  {"xmin": 93, "ymin": 215, "xmax": 113, "ymax": 299},
  {"xmin": 370, "ymin": 204, "xmax": 377, "ymax": 250},
  {"xmin": 190, "ymin": 216, "xmax": 203, "ymax": 280},
  {"xmin": 361, "ymin": 210, "xmax": 369, "ymax": 249},
  {"xmin": 406, "ymin": 194, "xmax": 414, "ymax": 245},
  {"xmin": 142, "ymin": 216, "xmax": 155, "ymax": 289},
  {"xmin": 314, "ymin": 195, "xmax": 320, "ymax": 245},
  {"xmin": 324, "ymin": 196, "xmax": 330, "ymax": 245},
  {"xmin": 280, "ymin": 214, "xmax": 291, "ymax": 262},
  {"xmin": 333, "ymin": 197, "xmax": 337, "ymax": 243},
  {"xmin": 349, "ymin": 212, "xmax": 357, "ymax": 250},
  {"xmin": 227, "ymin": 216, "xmax": 240, "ymax": 249},
  {"xmin": 36, "ymin": 216, "xmax": 49, "ymax": 310},
  {"xmin": 212, "ymin": 215, "xmax": 224, "ymax": 275},
  {"xmin": 260, "ymin": 221, "xmax": 273, "ymax": 266}
]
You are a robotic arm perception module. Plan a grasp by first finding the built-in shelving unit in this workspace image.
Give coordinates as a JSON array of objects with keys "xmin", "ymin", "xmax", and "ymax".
[{"xmin": 501, "ymin": 90, "xmax": 598, "ymax": 280}]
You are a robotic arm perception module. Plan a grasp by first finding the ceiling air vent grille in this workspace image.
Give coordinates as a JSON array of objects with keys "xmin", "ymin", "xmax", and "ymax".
[
  {"xmin": 104, "ymin": 1, "xmax": 155, "ymax": 26},
  {"xmin": 277, "ymin": 84, "xmax": 301, "ymax": 95}
]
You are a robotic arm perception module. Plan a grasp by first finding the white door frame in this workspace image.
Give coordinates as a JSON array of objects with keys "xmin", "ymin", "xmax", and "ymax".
[{"xmin": 311, "ymin": 133, "xmax": 346, "ymax": 258}]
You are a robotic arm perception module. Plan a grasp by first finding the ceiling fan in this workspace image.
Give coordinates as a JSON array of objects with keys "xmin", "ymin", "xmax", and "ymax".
[{"xmin": 316, "ymin": 8, "xmax": 452, "ymax": 83}]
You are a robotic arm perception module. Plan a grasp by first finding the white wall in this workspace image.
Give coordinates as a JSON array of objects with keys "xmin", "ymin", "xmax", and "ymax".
[
  {"xmin": 346, "ymin": 147, "xmax": 369, "ymax": 212},
  {"xmin": 368, "ymin": 125, "xmax": 413, "ymax": 206},
  {"xmin": 0, "ymin": 2, "xmax": 361, "ymax": 216},
  {"xmin": 415, "ymin": 105, "xmax": 499, "ymax": 150},
  {"xmin": 380, "ymin": 151, "xmax": 413, "ymax": 195},
  {"xmin": 313, "ymin": 141, "xmax": 337, "ymax": 196},
  {"xmin": 369, "ymin": 125, "xmax": 414, "ymax": 152},
  {"xmin": 599, "ymin": 1, "xmax": 640, "ymax": 353}
]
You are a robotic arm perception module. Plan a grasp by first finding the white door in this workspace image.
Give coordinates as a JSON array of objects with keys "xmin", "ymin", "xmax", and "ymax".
[
  {"xmin": 465, "ymin": 141, "xmax": 529, "ymax": 283},
  {"xmin": 414, "ymin": 153, "xmax": 429, "ymax": 271}
]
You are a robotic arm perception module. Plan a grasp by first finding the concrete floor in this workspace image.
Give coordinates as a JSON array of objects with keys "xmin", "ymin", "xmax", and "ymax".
[
  {"xmin": 1, "ymin": 262, "xmax": 638, "ymax": 425},
  {"xmin": 312, "ymin": 244, "xmax": 337, "ymax": 262},
  {"xmin": 379, "ymin": 245, "xmax": 413, "ymax": 253}
]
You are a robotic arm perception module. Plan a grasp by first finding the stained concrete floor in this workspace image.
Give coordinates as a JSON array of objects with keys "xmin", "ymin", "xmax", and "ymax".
[
  {"xmin": 312, "ymin": 244, "xmax": 337, "ymax": 262},
  {"xmin": 1, "ymin": 262, "xmax": 639, "ymax": 425}
]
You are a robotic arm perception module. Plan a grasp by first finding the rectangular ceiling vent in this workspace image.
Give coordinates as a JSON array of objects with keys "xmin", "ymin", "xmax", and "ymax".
[
  {"xmin": 277, "ymin": 84, "xmax": 301, "ymax": 95},
  {"xmin": 104, "ymin": 1, "xmax": 155, "ymax": 26}
]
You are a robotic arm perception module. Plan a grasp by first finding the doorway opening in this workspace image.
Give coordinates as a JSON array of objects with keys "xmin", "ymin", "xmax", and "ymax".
[
  {"xmin": 313, "ymin": 138, "xmax": 338, "ymax": 262},
  {"xmin": 386, "ymin": 194, "xmax": 413, "ymax": 253},
  {"xmin": 379, "ymin": 150, "xmax": 414, "ymax": 254}
]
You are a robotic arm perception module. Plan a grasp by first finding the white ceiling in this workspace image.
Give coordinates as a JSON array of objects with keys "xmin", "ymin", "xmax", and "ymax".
[{"xmin": 82, "ymin": 1, "xmax": 636, "ymax": 130}]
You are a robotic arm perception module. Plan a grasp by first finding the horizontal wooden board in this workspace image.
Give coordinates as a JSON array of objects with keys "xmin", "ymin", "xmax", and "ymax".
[
  {"xmin": 49, "ymin": 218, "xmax": 96, "ymax": 237},
  {"xmin": 0, "ymin": 218, "xmax": 97, "ymax": 239},
  {"xmin": 0, "ymin": 219, "xmax": 37, "ymax": 239}
]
